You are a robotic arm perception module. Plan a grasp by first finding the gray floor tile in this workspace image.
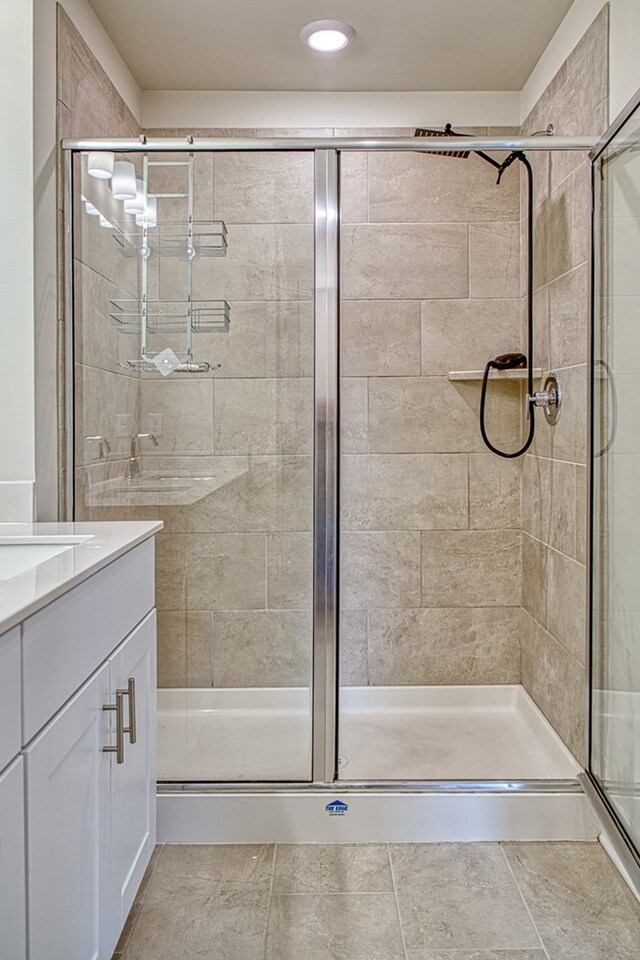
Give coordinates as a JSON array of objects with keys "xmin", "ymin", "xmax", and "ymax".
[
  {"xmin": 390, "ymin": 843, "xmax": 541, "ymax": 953},
  {"xmin": 266, "ymin": 893, "xmax": 405, "ymax": 960},
  {"xmin": 123, "ymin": 890, "xmax": 270, "ymax": 960},
  {"xmin": 273, "ymin": 843, "xmax": 394, "ymax": 893},
  {"xmin": 152, "ymin": 843, "xmax": 274, "ymax": 886},
  {"xmin": 502, "ymin": 841, "xmax": 640, "ymax": 960},
  {"xmin": 415, "ymin": 953, "xmax": 547, "ymax": 959}
]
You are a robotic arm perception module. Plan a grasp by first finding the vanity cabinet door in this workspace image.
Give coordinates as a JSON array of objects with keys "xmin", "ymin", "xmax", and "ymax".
[
  {"xmin": 0, "ymin": 757, "xmax": 27, "ymax": 960},
  {"xmin": 109, "ymin": 611, "xmax": 156, "ymax": 949},
  {"xmin": 25, "ymin": 662, "xmax": 111, "ymax": 960}
]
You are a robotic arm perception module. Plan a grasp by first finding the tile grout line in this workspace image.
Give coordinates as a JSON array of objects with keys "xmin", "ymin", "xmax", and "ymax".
[
  {"xmin": 499, "ymin": 844, "xmax": 551, "ymax": 960},
  {"xmin": 387, "ymin": 843, "xmax": 410, "ymax": 960},
  {"xmin": 263, "ymin": 844, "xmax": 277, "ymax": 960}
]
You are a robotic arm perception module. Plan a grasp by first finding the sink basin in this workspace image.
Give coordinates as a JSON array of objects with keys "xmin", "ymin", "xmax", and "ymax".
[{"xmin": 0, "ymin": 536, "xmax": 94, "ymax": 580}]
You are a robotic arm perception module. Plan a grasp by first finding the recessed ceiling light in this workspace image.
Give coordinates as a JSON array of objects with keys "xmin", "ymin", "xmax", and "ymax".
[{"xmin": 300, "ymin": 20, "xmax": 356, "ymax": 53}]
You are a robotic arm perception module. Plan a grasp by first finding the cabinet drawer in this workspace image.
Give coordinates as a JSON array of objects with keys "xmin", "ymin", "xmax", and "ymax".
[
  {"xmin": 0, "ymin": 627, "xmax": 21, "ymax": 770},
  {"xmin": 22, "ymin": 539, "xmax": 154, "ymax": 743}
]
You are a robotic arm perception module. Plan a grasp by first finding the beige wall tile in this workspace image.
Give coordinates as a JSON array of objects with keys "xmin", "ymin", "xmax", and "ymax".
[
  {"xmin": 193, "ymin": 224, "xmax": 314, "ymax": 301},
  {"xmin": 265, "ymin": 301, "xmax": 314, "ymax": 378},
  {"xmin": 368, "ymin": 377, "xmax": 521, "ymax": 454},
  {"xmin": 140, "ymin": 379, "xmax": 214, "ymax": 455},
  {"xmin": 341, "ymin": 531, "xmax": 422, "ymax": 609},
  {"xmin": 469, "ymin": 222, "xmax": 520, "ymax": 298},
  {"xmin": 340, "ymin": 611, "xmax": 369, "ymax": 686},
  {"xmin": 342, "ymin": 301, "xmax": 421, "ymax": 377},
  {"xmin": 340, "ymin": 153, "xmax": 369, "ymax": 224},
  {"xmin": 212, "ymin": 152, "xmax": 314, "ymax": 224},
  {"xmin": 548, "ymin": 548, "xmax": 587, "ymax": 665},
  {"xmin": 341, "ymin": 378, "xmax": 368, "ymax": 453},
  {"xmin": 469, "ymin": 453, "xmax": 521, "ymax": 529},
  {"xmin": 213, "ymin": 610, "xmax": 312, "ymax": 686},
  {"xmin": 368, "ymin": 151, "xmax": 518, "ymax": 224},
  {"xmin": 522, "ymin": 533, "xmax": 548, "ymax": 628},
  {"xmin": 522, "ymin": 620, "xmax": 585, "ymax": 762},
  {"xmin": 73, "ymin": 259, "xmax": 136, "ymax": 373},
  {"xmin": 533, "ymin": 175, "xmax": 574, "ymax": 287},
  {"xmin": 267, "ymin": 532, "xmax": 313, "ymax": 609},
  {"xmin": 367, "ymin": 607, "xmax": 521, "ymax": 684},
  {"xmin": 157, "ymin": 456, "xmax": 313, "ymax": 535},
  {"xmin": 214, "ymin": 378, "xmax": 313, "ymax": 455},
  {"xmin": 548, "ymin": 263, "xmax": 589, "ymax": 369},
  {"xmin": 157, "ymin": 611, "xmax": 213, "ymax": 687},
  {"xmin": 156, "ymin": 532, "xmax": 266, "ymax": 611},
  {"xmin": 522, "ymin": 455, "xmax": 551, "ymax": 541},
  {"xmin": 75, "ymin": 363, "xmax": 139, "ymax": 465},
  {"xmin": 341, "ymin": 224, "xmax": 468, "ymax": 300},
  {"xmin": 150, "ymin": 152, "xmax": 213, "ymax": 222},
  {"xmin": 551, "ymin": 364, "xmax": 588, "ymax": 464},
  {"xmin": 421, "ymin": 299, "xmax": 521, "ymax": 376},
  {"xmin": 341, "ymin": 454, "xmax": 468, "ymax": 531},
  {"xmin": 422, "ymin": 530, "xmax": 521, "ymax": 607},
  {"xmin": 575, "ymin": 464, "xmax": 587, "ymax": 564},
  {"xmin": 549, "ymin": 460, "xmax": 576, "ymax": 558}
]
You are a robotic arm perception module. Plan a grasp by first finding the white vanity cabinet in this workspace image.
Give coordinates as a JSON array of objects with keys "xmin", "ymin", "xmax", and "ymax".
[
  {"xmin": 0, "ymin": 757, "xmax": 27, "ymax": 960},
  {"xmin": 0, "ymin": 528, "xmax": 159, "ymax": 960},
  {"xmin": 109, "ymin": 611, "xmax": 156, "ymax": 947}
]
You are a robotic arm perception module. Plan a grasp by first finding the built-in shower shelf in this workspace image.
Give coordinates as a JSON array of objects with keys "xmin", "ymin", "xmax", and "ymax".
[{"xmin": 448, "ymin": 368, "xmax": 543, "ymax": 382}]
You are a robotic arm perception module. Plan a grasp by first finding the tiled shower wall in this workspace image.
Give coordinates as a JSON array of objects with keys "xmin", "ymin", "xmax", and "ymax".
[
  {"xmin": 63, "ymin": 2, "xmax": 609, "ymax": 760},
  {"xmin": 57, "ymin": 8, "xmax": 142, "ymax": 511},
  {"xmin": 338, "ymin": 141, "xmax": 525, "ymax": 685},
  {"xmin": 519, "ymin": 6, "xmax": 609, "ymax": 762},
  {"xmin": 134, "ymin": 130, "xmax": 526, "ymax": 690}
]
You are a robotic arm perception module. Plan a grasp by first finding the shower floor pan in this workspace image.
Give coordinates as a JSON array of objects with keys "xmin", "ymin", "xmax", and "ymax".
[{"xmin": 157, "ymin": 685, "xmax": 596, "ymax": 843}]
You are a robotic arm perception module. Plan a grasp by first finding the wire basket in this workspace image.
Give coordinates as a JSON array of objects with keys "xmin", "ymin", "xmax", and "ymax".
[{"xmin": 110, "ymin": 298, "xmax": 231, "ymax": 334}]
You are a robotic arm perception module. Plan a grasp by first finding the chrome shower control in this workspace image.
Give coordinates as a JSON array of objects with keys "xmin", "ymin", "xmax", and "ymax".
[{"xmin": 526, "ymin": 373, "xmax": 562, "ymax": 425}]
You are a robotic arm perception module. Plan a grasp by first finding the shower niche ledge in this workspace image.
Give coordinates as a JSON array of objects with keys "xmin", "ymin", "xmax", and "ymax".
[{"xmin": 448, "ymin": 368, "xmax": 543, "ymax": 381}]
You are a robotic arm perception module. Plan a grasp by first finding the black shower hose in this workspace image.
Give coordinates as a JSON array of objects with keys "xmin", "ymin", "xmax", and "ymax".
[{"xmin": 479, "ymin": 153, "xmax": 535, "ymax": 458}]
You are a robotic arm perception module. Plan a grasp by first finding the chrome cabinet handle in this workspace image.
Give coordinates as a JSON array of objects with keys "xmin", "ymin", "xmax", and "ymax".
[
  {"xmin": 103, "ymin": 691, "xmax": 125, "ymax": 764},
  {"xmin": 120, "ymin": 677, "xmax": 136, "ymax": 745}
]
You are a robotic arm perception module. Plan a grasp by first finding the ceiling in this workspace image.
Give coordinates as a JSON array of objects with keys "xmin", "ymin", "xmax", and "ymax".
[{"xmin": 88, "ymin": 0, "xmax": 575, "ymax": 92}]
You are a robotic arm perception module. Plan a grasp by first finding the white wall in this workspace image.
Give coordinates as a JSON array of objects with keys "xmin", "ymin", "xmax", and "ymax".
[
  {"xmin": 0, "ymin": 1, "xmax": 35, "ymax": 518},
  {"xmin": 522, "ymin": 0, "xmax": 640, "ymax": 123},
  {"xmin": 141, "ymin": 90, "xmax": 521, "ymax": 130}
]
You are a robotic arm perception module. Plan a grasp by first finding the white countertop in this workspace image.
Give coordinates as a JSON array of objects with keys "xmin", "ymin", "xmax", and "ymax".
[{"xmin": 0, "ymin": 521, "xmax": 162, "ymax": 635}]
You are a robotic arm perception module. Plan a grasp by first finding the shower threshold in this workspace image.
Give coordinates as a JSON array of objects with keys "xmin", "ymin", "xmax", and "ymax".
[{"xmin": 157, "ymin": 685, "xmax": 597, "ymax": 843}]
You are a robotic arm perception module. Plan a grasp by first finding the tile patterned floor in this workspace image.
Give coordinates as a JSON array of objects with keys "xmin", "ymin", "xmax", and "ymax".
[{"xmin": 113, "ymin": 842, "xmax": 640, "ymax": 960}]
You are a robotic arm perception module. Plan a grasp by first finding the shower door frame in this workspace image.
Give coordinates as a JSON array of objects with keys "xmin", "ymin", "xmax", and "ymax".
[
  {"xmin": 580, "ymin": 85, "xmax": 640, "ymax": 896},
  {"xmin": 64, "ymin": 133, "xmax": 597, "ymax": 794}
]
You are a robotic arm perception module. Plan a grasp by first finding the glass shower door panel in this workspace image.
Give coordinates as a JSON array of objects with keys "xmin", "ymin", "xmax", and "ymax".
[
  {"xmin": 592, "ymin": 103, "xmax": 640, "ymax": 849},
  {"xmin": 73, "ymin": 150, "xmax": 315, "ymax": 781}
]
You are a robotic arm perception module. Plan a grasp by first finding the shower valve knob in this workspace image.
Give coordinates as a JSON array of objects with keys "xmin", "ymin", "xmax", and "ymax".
[{"xmin": 526, "ymin": 374, "xmax": 562, "ymax": 425}]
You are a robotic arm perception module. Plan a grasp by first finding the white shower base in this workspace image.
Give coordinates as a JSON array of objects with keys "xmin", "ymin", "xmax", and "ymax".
[
  {"xmin": 157, "ymin": 684, "xmax": 579, "ymax": 783},
  {"xmin": 157, "ymin": 684, "xmax": 596, "ymax": 844}
]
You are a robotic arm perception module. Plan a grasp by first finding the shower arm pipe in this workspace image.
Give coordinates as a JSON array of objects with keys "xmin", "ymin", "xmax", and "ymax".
[{"xmin": 62, "ymin": 135, "xmax": 599, "ymax": 154}]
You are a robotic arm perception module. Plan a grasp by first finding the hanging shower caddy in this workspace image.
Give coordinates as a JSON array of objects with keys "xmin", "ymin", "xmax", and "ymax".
[{"xmin": 109, "ymin": 153, "xmax": 230, "ymax": 374}]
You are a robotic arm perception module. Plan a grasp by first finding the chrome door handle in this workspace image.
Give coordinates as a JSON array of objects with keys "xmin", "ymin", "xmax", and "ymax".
[
  {"xmin": 119, "ymin": 677, "xmax": 137, "ymax": 745},
  {"xmin": 103, "ymin": 691, "xmax": 125, "ymax": 764}
]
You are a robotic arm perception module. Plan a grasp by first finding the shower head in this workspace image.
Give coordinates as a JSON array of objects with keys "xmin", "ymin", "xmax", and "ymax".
[{"xmin": 414, "ymin": 123, "xmax": 470, "ymax": 158}]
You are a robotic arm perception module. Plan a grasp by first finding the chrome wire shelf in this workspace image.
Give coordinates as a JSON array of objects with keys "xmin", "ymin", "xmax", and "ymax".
[
  {"xmin": 110, "ymin": 298, "xmax": 231, "ymax": 334},
  {"xmin": 159, "ymin": 221, "xmax": 228, "ymax": 258}
]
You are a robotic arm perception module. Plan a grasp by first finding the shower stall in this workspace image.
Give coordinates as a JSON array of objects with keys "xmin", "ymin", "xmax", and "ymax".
[{"xmin": 65, "ymin": 131, "xmax": 610, "ymax": 844}]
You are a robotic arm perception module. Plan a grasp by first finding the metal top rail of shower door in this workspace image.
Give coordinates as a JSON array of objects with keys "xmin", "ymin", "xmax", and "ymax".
[{"xmin": 63, "ymin": 135, "xmax": 599, "ymax": 153}]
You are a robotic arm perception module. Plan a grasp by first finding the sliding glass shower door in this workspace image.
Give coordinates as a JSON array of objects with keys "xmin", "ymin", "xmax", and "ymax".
[
  {"xmin": 71, "ymin": 148, "xmax": 316, "ymax": 781},
  {"xmin": 591, "ymin": 95, "xmax": 640, "ymax": 855}
]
